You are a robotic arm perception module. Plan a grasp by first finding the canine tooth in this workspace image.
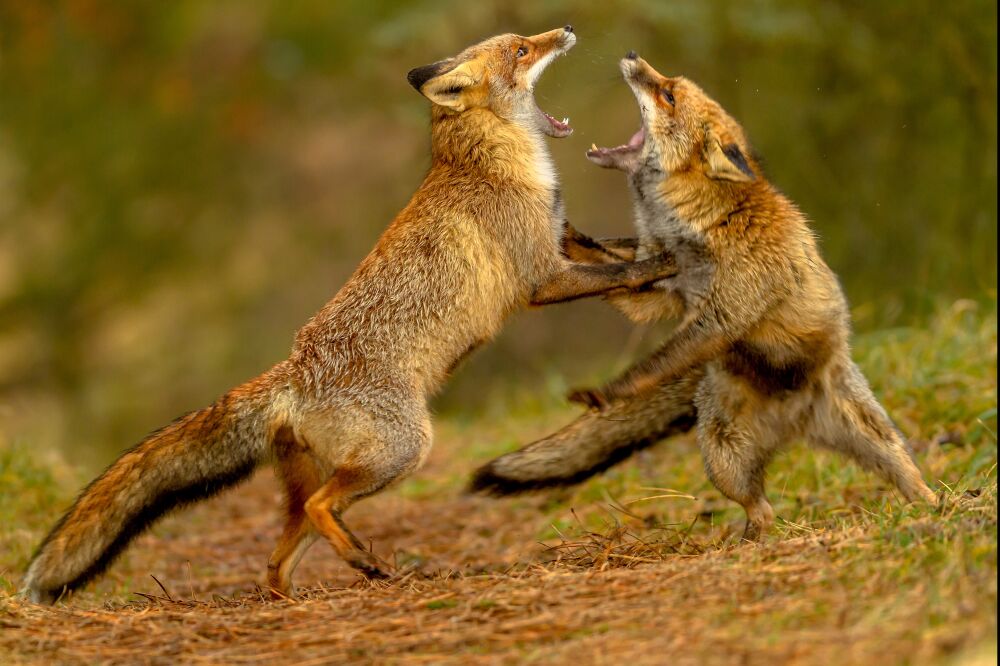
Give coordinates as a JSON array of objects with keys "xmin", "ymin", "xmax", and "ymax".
[
  {"xmin": 562, "ymin": 117, "xmax": 569, "ymax": 125},
  {"xmin": 591, "ymin": 143, "xmax": 598, "ymax": 151}
]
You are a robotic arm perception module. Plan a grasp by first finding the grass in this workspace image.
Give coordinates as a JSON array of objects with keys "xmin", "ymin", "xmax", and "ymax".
[
  {"xmin": 0, "ymin": 443, "xmax": 79, "ymax": 597},
  {"xmin": 0, "ymin": 298, "xmax": 995, "ymax": 664}
]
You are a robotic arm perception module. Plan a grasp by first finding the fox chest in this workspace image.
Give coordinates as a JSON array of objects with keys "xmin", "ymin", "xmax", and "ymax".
[
  {"xmin": 630, "ymin": 190, "xmax": 687, "ymax": 259},
  {"xmin": 550, "ymin": 188, "xmax": 567, "ymax": 237}
]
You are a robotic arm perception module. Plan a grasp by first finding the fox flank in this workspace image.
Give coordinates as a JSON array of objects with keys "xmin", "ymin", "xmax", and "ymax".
[
  {"xmin": 473, "ymin": 54, "xmax": 936, "ymax": 541},
  {"xmin": 21, "ymin": 28, "xmax": 677, "ymax": 605}
]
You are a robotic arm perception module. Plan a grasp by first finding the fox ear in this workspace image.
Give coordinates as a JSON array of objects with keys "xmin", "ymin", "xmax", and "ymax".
[
  {"xmin": 706, "ymin": 140, "xmax": 755, "ymax": 182},
  {"xmin": 407, "ymin": 60, "xmax": 483, "ymax": 112}
]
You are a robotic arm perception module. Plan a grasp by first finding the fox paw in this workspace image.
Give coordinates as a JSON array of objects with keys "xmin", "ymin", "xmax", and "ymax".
[
  {"xmin": 567, "ymin": 388, "xmax": 610, "ymax": 411},
  {"xmin": 348, "ymin": 554, "xmax": 391, "ymax": 580}
]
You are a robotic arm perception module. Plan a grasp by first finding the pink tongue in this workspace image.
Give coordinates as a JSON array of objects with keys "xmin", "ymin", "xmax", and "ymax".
[{"xmin": 587, "ymin": 126, "xmax": 645, "ymax": 156}]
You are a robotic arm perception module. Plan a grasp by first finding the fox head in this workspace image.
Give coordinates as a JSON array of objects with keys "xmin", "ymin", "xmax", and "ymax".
[
  {"xmin": 587, "ymin": 53, "xmax": 757, "ymax": 184},
  {"xmin": 407, "ymin": 26, "xmax": 576, "ymax": 139}
]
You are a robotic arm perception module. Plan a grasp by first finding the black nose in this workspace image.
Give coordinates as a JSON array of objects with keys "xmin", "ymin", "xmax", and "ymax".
[
  {"xmin": 564, "ymin": 25, "xmax": 574, "ymax": 33},
  {"xmin": 625, "ymin": 50, "xmax": 638, "ymax": 60}
]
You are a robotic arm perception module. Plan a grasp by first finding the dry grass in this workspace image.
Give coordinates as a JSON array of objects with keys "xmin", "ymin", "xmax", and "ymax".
[
  {"xmin": 0, "ymin": 485, "xmax": 994, "ymax": 665},
  {"xmin": 0, "ymin": 301, "xmax": 996, "ymax": 665}
]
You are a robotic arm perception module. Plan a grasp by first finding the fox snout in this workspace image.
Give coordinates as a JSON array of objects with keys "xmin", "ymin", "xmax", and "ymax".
[
  {"xmin": 619, "ymin": 53, "xmax": 664, "ymax": 89},
  {"xmin": 529, "ymin": 25, "xmax": 577, "ymax": 59},
  {"xmin": 545, "ymin": 25, "xmax": 576, "ymax": 44},
  {"xmin": 619, "ymin": 52, "xmax": 640, "ymax": 78}
]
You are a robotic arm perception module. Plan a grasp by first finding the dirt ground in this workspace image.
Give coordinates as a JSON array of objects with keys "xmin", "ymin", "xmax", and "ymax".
[
  {"xmin": 2, "ymin": 305, "xmax": 998, "ymax": 664},
  {"xmin": 2, "ymin": 413, "xmax": 996, "ymax": 666}
]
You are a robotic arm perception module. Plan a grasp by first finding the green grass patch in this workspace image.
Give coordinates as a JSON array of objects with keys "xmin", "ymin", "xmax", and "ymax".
[{"xmin": 0, "ymin": 440, "xmax": 76, "ymax": 594}]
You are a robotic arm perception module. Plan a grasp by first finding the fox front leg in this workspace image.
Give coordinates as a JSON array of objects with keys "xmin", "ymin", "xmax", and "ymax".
[
  {"xmin": 594, "ymin": 237, "xmax": 640, "ymax": 261},
  {"xmin": 530, "ymin": 254, "xmax": 676, "ymax": 306},
  {"xmin": 569, "ymin": 315, "xmax": 730, "ymax": 410},
  {"xmin": 561, "ymin": 222, "xmax": 640, "ymax": 264}
]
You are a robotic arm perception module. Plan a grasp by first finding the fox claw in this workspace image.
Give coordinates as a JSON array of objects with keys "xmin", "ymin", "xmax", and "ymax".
[
  {"xmin": 356, "ymin": 563, "xmax": 391, "ymax": 581},
  {"xmin": 363, "ymin": 566, "xmax": 391, "ymax": 580},
  {"xmin": 347, "ymin": 553, "xmax": 391, "ymax": 580},
  {"xmin": 567, "ymin": 388, "xmax": 609, "ymax": 411}
]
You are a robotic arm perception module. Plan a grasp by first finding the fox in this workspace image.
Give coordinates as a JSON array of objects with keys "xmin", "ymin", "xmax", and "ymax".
[
  {"xmin": 21, "ymin": 28, "xmax": 679, "ymax": 604},
  {"xmin": 473, "ymin": 53, "xmax": 937, "ymax": 541}
]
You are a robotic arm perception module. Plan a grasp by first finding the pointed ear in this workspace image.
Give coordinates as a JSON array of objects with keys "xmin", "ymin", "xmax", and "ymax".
[
  {"xmin": 706, "ymin": 140, "xmax": 755, "ymax": 182},
  {"xmin": 407, "ymin": 59, "xmax": 451, "ymax": 92},
  {"xmin": 406, "ymin": 60, "xmax": 483, "ymax": 112}
]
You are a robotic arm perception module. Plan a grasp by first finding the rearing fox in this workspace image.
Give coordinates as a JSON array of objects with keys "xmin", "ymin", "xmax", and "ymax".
[
  {"xmin": 473, "ymin": 53, "xmax": 936, "ymax": 540},
  {"xmin": 23, "ymin": 28, "xmax": 676, "ymax": 604}
]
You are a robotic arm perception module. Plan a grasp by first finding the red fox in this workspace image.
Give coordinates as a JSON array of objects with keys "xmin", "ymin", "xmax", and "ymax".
[
  {"xmin": 473, "ymin": 53, "xmax": 936, "ymax": 541},
  {"xmin": 22, "ymin": 29, "xmax": 677, "ymax": 604}
]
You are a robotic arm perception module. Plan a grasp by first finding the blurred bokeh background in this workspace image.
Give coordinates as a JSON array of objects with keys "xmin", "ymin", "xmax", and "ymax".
[{"xmin": 0, "ymin": 1, "xmax": 996, "ymax": 468}]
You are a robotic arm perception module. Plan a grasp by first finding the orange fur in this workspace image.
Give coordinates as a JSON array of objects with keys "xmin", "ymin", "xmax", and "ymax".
[
  {"xmin": 23, "ymin": 28, "xmax": 675, "ymax": 604},
  {"xmin": 475, "ymin": 55, "xmax": 936, "ymax": 540}
]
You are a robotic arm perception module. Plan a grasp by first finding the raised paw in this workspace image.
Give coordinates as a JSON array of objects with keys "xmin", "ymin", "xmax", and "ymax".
[
  {"xmin": 627, "ymin": 255, "xmax": 677, "ymax": 288},
  {"xmin": 567, "ymin": 387, "xmax": 610, "ymax": 411}
]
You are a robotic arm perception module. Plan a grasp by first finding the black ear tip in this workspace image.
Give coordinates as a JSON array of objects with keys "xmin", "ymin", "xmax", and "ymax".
[
  {"xmin": 407, "ymin": 64, "xmax": 433, "ymax": 91},
  {"xmin": 723, "ymin": 143, "xmax": 756, "ymax": 180},
  {"xmin": 407, "ymin": 59, "xmax": 456, "ymax": 92}
]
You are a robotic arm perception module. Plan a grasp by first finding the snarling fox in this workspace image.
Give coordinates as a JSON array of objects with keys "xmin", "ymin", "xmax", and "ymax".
[
  {"xmin": 22, "ymin": 29, "xmax": 677, "ymax": 604},
  {"xmin": 473, "ymin": 53, "xmax": 936, "ymax": 540}
]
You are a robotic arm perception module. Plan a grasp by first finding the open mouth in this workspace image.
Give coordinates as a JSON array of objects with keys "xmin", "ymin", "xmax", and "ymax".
[
  {"xmin": 532, "ymin": 32, "xmax": 576, "ymax": 138},
  {"xmin": 586, "ymin": 125, "xmax": 645, "ymax": 170},
  {"xmin": 540, "ymin": 111, "xmax": 572, "ymax": 138}
]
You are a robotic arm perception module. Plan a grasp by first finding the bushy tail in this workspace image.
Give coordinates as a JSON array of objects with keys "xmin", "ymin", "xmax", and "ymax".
[
  {"xmin": 470, "ymin": 367, "xmax": 703, "ymax": 495},
  {"xmin": 22, "ymin": 365, "xmax": 290, "ymax": 604}
]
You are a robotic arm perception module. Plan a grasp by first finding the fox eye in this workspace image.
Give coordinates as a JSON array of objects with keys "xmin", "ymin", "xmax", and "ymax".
[
  {"xmin": 516, "ymin": 45, "xmax": 529, "ymax": 58},
  {"xmin": 661, "ymin": 88, "xmax": 675, "ymax": 105}
]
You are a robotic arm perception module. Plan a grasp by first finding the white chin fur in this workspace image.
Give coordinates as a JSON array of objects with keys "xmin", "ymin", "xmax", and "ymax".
[
  {"xmin": 527, "ymin": 33, "xmax": 575, "ymax": 88},
  {"xmin": 527, "ymin": 51, "xmax": 558, "ymax": 89}
]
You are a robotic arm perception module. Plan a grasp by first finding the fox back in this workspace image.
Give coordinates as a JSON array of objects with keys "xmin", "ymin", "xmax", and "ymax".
[{"xmin": 23, "ymin": 27, "xmax": 586, "ymax": 604}]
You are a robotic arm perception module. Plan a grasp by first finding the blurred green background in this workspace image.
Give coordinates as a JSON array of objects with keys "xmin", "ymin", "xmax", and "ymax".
[{"xmin": 0, "ymin": 0, "xmax": 996, "ymax": 468}]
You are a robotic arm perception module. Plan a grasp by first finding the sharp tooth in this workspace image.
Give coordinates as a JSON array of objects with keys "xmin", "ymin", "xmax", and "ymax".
[
  {"xmin": 562, "ymin": 117, "xmax": 569, "ymax": 125},
  {"xmin": 591, "ymin": 143, "xmax": 598, "ymax": 151}
]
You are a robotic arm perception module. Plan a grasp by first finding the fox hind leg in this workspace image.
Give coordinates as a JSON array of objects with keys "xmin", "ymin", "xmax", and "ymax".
[
  {"xmin": 268, "ymin": 429, "xmax": 323, "ymax": 597},
  {"xmin": 695, "ymin": 370, "xmax": 781, "ymax": 541},
  {"xmin": 303, "ymin": 470, "xmax": 392, "ymax": 580},
  {"xmin": 697, "ymin": 411, "xmax": 778, "ymax": 542},
  {"xmin": 296, "ymin": 402, "xmax": 431, "ymax": 580},
  {"xmin": 267, "ymin": 514, "xmax": 318, "ymax": 598},
  {"xmin": 813, "ymin": 363, "xmax": 936, "ymax": 505}
]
